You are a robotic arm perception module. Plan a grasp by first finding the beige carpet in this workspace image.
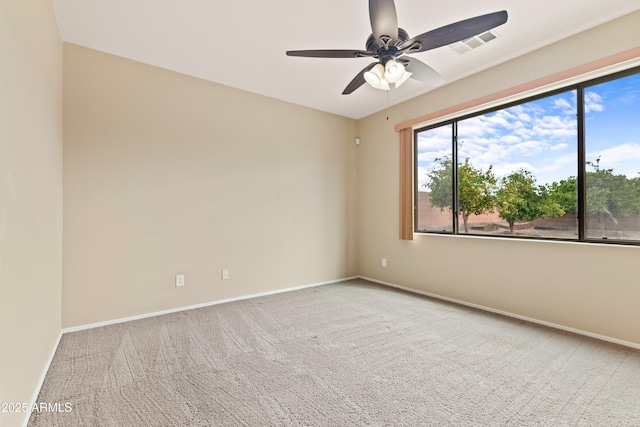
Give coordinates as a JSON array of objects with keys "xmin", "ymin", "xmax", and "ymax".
[{"xmin": 29, "ymin": 279, "xmax": 640, "ymax": 426}]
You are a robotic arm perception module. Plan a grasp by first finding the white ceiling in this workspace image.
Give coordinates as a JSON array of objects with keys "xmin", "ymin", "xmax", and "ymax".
[{"xmin": 52, "ymin": 0, "xmax": 640, "ymax": 119}]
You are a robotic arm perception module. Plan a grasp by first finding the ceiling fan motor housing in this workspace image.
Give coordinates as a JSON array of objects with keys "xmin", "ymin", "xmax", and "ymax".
[{"xmin": 366, "ymin": 28, "xmax": 409, "ymax": 63}]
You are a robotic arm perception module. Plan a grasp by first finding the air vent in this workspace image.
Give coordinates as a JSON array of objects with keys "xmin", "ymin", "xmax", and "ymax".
[{"xmin": 449, "ymin": 30, "xmax": 500, "ymax": 55}]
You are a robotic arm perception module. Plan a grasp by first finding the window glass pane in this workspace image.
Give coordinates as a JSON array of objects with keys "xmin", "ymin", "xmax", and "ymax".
[
  {"xmin": 416, "ymin": 124, "xmax": 454, "ymax": 232},
  {"xmin": 585, "ymin": 73, "xmax": 640, "ymax": 241},
  {"xmin": 457, "ymin": 90, "xmax": 578, "ymax": 238}
]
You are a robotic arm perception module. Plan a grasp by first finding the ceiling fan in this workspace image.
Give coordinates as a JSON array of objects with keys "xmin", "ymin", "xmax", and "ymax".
[{"xmin": 286, "ymin": 0, "xmax": 508, "ymax": 94}]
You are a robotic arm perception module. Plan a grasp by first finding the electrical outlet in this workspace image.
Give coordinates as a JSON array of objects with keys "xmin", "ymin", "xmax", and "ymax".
[
  {"xmin": 175, "ymin": 274, "xmax": 185, "ymax": 287},
  {"xmin": 381, "ymin": 258, "xmax": 387, "ymax": 267},
  {"xmin": 222, "ymin": 269, "xmax": 229, "ymax": 280}
]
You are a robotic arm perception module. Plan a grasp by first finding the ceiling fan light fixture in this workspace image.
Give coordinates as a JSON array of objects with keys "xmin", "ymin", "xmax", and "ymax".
[
  {"xmin": 394, "ymin": 70, "xmax": 412, "ymax": 88},
  {"xmin": 366, "ymin": 76, "xmax": 390, "ymax": 91},
  {"xmin": 384, "ymin": 59, "xmax": 404, "ymax": 83},
  {"xmin": 364, "ymin": 63, "xmax": 385, "ymax": 87}
]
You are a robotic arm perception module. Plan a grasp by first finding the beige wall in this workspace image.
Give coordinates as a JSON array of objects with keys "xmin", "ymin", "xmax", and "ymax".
[
  {"xmin": 3, "ymin": 6, "xmax": 640, "ymax": 421},
  {"xmin": 62, "ymin": 44, "xmax": 358, "ymax": 328},
  {"xmin": 356, "ymin": 10, "xmax": 640, "ymax": 346},
  {"xmin": 0, "ymin": 1, "xmax": 63, "ymax": 426}
]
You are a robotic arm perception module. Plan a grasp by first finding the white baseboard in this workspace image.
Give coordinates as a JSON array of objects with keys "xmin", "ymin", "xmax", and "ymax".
[
  {"xmin": 63, "ymin": 276, "xmax": 358, "ymax": 334},
  {"xmin": 22, "ymin": 330, "xmax": 63, "ymax": 427},
  {"xmin": 359, "ymin": 275, "xmax": 640, "ymax": 351}
]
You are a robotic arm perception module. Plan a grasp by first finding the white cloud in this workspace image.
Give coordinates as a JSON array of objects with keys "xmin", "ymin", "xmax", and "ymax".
[
  {"xmin": 508, "ymin": 140, "xmax": 550, "ymax": 157},
  {"xmin": 585, "ymin": 91, "xmax": 604, "ymax": 113},
  {"xmin": 513, "ymin": 127, "xmax": 534, "ymax": 140},
  {"xmin": 618, "ymin": 76, "xmax": 640, "ymax": 104},
  {"xmin": 518, "ymin": 113, "xmax": 532, "ymax": 122},
  {"xmin": 484, "ymin": 115, "xmax": 511, "ymax": 129},
  {"xmin": 620, "ymin": 91, "xmax": 638, "ymax": 105},
  {"xmin": 493, "ymin": 162, "xmax": 536, "ymax": 177},
  {"xmin": 586, "ymin": 143, "xmax": 640, "ymax": 179},
  {"xmin": 554, "ymin": 98, "xmax": 572, "ymax": 111},
  {"xmin": 416, "ymin": 166, "xmax": 430, "ymax": 190},
  {"xmin": 500, "ymin": 135, "xmax": 522, "ymax": 144},
  {"xmin": 553, "ymin": 153, "xmax": 577, "ymax": 165},
  {"xmin": 417, "ymin": 150, "xmax": 450, "ymax": 164},
  {"xmin": 417, "ymin": 136, "xmax": 450, "ymax": 152},
  {"xmin": 533, "ymin": 115, "xmax": 576, "ymax": 136},
  {"xmin": 590, "ymin": 142, "xmax": 640, "ymax": 166}
]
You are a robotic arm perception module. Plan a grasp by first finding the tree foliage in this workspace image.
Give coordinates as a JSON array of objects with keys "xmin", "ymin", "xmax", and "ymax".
[
  {"xmin": 424, "ymin": 157, "xmax": 496, "ymax": 232},
  {"xmin": 424, "ymin": 156, "xmax": 453, "ymax": 213},
  {"xmin": 495, "ymin": 170, "xmax": 564, "ymax": 233},
  {"xmin": 586, "ymin": 157, "xmax": 640, "ymax": 235},
  {"xmin": 457, "ymin": 158, "xmax": 497, "ymax": 232},
  {"xmin": 548, "ymin": 177, "xmax": 577, "ymax": 215},
  {"xmin": 423, "ymin": 155, "xmax": 640, "ymax": 236}
]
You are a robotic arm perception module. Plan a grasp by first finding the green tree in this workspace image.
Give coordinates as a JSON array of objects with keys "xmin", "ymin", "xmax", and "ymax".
[
  {"xmin": 586, "ymin": 157, "xmax": 640, "ymax": 235},
  {"xmin": 496, "ymin": 169, "xmax": 564, "ymax": 233},
  {"xmin": 424, "ymin": 157, "xmax": 497, "ymax": 232},
  {"xmin": 628, "ymin": 174, "xmax": 640, "ymax": 212},
  {"xmin": 457, "ymin": 158, "xmax": 497, "ymax": 232},
  {"xmin": 548, "ymin": 177, "xmax": 577, "ymax": 215},
  {"xmin": 424, "ymin": 156, "xmax": 453, "ymax": 214}
]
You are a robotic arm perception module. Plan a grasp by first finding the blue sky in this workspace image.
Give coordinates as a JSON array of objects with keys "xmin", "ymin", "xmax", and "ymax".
[
  {"xmin": 417, "ymin": 72, "xmax": 640, "ymax": 190},
  {"xmin": 585, "ymin": 73, "xmax": 640, "ymax": 177}
]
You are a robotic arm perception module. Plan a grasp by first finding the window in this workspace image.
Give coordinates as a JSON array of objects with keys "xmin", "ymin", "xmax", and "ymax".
[
  {"xmin": 585, "ymin": 73, "xmax": 640, "ymax": 240},
  {"xmin": 416, "ymin": 124, "xmax": 454, "ymax": 232},
  {"xmin": 415, "ymin": 67, "xmax": 640, "ymax": 244}
]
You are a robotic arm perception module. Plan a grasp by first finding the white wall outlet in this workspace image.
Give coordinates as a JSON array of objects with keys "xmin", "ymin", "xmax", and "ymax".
[
  {"xmin": 222, "ymin": 269, "xmax": 229, "ymax": 280},
  {"xmin": 175, "ymin": 274, "xmax": 185, "ymax": 287},
  {"xmin": 381, "ymin": 258, "xmax": 387, "ymax": 267}
]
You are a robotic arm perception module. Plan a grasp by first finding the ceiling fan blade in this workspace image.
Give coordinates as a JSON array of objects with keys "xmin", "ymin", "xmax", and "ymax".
[
  {"xmin": 369, "ymin": 0, "xmax": 398, "ymax": 45},
  {"xmin": 286, "ymin": 49, "xmax": 375, "ymax": 58},
  {"xmin": 404, "ymin": 57, "xmax": 444, "ymax": 86},
  {"xmin": 402, "ymin": 10, "xmax": 508, "ymax": 54},
  {"xmin": 343, "ymin": 62, "xmax": 378, "ymax": 95}
]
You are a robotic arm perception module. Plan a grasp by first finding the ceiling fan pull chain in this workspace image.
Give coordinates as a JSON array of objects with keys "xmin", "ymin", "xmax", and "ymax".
[{"xmin": 386, "ymin": 89, "xmax": 389, "ymax": 121}]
